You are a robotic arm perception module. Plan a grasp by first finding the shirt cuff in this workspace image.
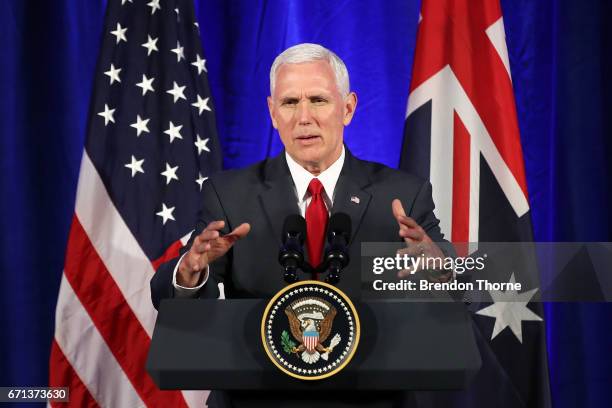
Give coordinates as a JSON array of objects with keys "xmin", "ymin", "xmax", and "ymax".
[{"xmin": 172, "ymin": 253, "xmax": 209, "ymax": 298}]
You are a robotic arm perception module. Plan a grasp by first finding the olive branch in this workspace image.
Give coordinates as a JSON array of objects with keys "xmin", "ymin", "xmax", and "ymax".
[{"xmin": 280, "ymin": 330, "xmax": 297, "ymax": 354}]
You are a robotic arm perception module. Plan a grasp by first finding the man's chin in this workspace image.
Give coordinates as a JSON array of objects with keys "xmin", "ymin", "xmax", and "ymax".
[
  {"xmin": 290, "ymin": 144, "xmax": 322, "ymax": 159},
  {"xmin": 290, "ymin": 151, "xmax": 325, "ymax": 168}
]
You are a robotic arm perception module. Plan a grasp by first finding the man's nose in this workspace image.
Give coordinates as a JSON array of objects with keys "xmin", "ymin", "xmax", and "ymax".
[{"xmin": 296, "ymin": 100, "xmax": 313, "ymax": 125}]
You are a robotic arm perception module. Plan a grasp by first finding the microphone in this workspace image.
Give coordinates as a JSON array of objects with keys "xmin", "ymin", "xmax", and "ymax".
[
  {"xmin": 324, "ymin": 212, "xmax": 351, "ymax": 284},
  {"xmin": 279, "ymin": 214, "xmax": 307, "ymax": 283}
]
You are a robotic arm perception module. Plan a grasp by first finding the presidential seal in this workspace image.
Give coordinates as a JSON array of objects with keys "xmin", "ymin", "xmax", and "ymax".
[{"xmin": 261, "ymin": 280, "xmax": 360, "ymax": 380}]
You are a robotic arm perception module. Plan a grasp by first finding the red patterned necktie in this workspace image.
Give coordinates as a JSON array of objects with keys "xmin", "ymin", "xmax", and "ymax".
[{"xmin": 306, "ymin": 178, "xmax": 328, "ymax": 270}]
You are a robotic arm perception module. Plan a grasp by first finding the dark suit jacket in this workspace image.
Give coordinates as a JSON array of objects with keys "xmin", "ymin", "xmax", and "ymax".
[
  {"xmin": 150, "ymin": 149, "xmax": 444, "ymax": 407},
  {"xmin": 152, "ymin": 149, "xmax": 444, "ymax": 305}
]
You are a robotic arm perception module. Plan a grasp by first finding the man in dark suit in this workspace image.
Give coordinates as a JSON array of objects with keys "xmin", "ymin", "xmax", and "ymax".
[{"xmin": 150, "ymin": 43, "xmax": 448, "ymax": 407}]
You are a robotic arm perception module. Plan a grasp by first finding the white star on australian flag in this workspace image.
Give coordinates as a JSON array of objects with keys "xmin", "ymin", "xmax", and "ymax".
[{"xmin": 476, "ymin": 273, "xmax": 543, "ymax": 343}]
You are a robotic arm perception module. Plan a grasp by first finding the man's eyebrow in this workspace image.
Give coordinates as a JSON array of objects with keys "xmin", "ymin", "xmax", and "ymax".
[
  {"xmin": 308, "ymin": 94, "xmax": 328, "ymax": 99},
  {"xmin": 306, "ymin": 91, "xmax": 332, "ymax": 98}
]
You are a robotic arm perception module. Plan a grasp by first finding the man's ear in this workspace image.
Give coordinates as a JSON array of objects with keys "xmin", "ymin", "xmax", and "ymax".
[
  {"xmin": 267, "ymin": 96, "xmax": 278, "ymax": 129},
  {"xmin": 342, "ymin": 92, "xmax": 358, "ymax": 126}
]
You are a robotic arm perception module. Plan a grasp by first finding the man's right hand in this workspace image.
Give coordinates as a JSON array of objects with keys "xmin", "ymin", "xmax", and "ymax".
[{"xmin": 177, "ymin": 220, "xmax": 251, "ymax": 287}]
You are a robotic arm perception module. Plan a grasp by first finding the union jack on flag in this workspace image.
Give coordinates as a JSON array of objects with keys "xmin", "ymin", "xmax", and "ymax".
[{"xmin": 48, "ymin": 0, "xmax": 221, "ymax": 406}]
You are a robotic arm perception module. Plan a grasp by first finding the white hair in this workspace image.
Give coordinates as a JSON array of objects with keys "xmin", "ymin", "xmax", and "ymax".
[{"xmin": 269, "ymin": 43, "xmax": 350, "ymax": 97}]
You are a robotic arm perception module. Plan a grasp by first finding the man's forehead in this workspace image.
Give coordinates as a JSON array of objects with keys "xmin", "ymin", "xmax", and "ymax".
[
  {"xmin": 276, "ymin": 58, "xmax": 332, "ymax": 73},
  {"xmin": 273, "ymin": 60, "xmax": 338, "ymax": 95}
]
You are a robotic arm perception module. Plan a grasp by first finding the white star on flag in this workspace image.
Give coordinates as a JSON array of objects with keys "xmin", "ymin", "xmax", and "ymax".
[
  {"xmin": 476, "ymin": 273, "xmax": 543, "ymax": 343},
  {"xmin": 110, "ymin": 23, "xmax": 127, "ymax": 44},
  {"xmin": 160, "ymin": 163, "xmax": 179, "ymax": 185},
  {"xmin": 147, "ymin": 0, "xmax": 161, "ymax": 15},
  {"xmin": 195, "ymin": 172, "xmax": 208, "ymax": 191},
  {"xmin": 191, "ymin": 95, "xmax": 211, "ymax": 115},
  {"xmin": 194, "ymin": 135, "xmax": 210, "ymax": 155},
  {"xmin": 141, "ymin": 35, "xmax": 159, "ymax": 56},
  {"xmin": 191, "ymin": 55, "xmax": 207, "ymax": 74},
  {"xmin": 136, "ymin": 74, "xmax": 155, "ymax": 95},
  {"xmin": 163, "ymin": 121, "xmax": 183, "ymax": 143},
  {"xmin": 130, "ymin": 115, "xmax": 150, "ymax": 136},
  {"xmin": 97, "ymin": 104, "xmax": 115, "ymax": 126},
  {"xmin": 104, "ymin": 64, "xmax": 122, "ymax": 84},
  {"xmin": 124, "ymin": 155, "xmax": 145, "ymax": 177},
  {"xmin": 156, "ymin": 203, "xmax": 175, "ymax": 225},
  {"xmin": 52, "ymin": 0, "xmax": 221, "ymax": 404},
  {"xmin": 166, "ymin": 81, "xmax": 186, "ymax": 103},
  {"xmin": 170, "ymin": 41, "xmax": 185, "ymax": 62}
]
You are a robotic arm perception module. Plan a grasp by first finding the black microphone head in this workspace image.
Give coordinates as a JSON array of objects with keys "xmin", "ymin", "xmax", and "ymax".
[
  {"xmin": 328, "ymin": 212, "xmax": 351, "ymax": 242},
  {"xmin": 281, "ymin": 214, "xmax": 306, "ymax": 244}
]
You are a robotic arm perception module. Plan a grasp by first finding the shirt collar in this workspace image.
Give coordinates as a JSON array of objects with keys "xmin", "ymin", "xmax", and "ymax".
[{"xmin": 285, "ymin": 146, "xmax": 345, "ymax": 202}]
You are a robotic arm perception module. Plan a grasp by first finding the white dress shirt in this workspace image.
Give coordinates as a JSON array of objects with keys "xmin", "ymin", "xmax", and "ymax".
[
  {"xmin": 285, "ymin": 146, "xmax": 345, "ymax": 217},
  {"xmin": 172, "ymin": 147, "xmax": 346, "ymax": 296}
]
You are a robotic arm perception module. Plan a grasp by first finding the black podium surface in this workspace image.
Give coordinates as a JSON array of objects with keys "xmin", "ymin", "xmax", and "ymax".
[{"xmin": 147, "ymin": 299, "xmax": 480, "ymax": 391}]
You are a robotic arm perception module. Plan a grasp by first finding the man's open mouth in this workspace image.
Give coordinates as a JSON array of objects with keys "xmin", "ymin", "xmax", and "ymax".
[{"xmin": 296, "ymin": 135, "xmax": 320, "ymax": 140}]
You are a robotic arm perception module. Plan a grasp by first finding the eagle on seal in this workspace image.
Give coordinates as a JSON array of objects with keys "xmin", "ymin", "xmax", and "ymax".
[{"xmin": 284, "ymin": 298, "xmax": 341, "ymax": 364}]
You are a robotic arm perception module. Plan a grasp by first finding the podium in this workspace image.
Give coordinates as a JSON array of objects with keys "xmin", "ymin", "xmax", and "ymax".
[{"xmin": 146, "ymin": 299, "xmax": 481, "ymax": 391}]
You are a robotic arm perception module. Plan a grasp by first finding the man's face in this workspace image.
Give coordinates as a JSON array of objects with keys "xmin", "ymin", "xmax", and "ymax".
[{"xmin": 268, "ymin": 60, "xmax": 357, "ymax": 174}]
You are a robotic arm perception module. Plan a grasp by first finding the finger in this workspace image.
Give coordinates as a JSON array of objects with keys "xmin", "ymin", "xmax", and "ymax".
[
  {"xmin": 191, "ymin": 231, "xmax": 218, "ymax": 253},
  {"xmin": 399, "ymin": 227, "xmax": 424, "ymax": 241},
  {"xmin": 226, "ymin": 223, "xmax": 251, "ymax": 240},
  {"xmin": 199, "ymin": 229, "xmax": 220, "ymax": 241},
  {"xmin": 198, "ymin": 220, "xmax": 226, "ymax": 237},
  {"xmin": 397, "ymin": 268, "xmax": 416, "ymax": 278},
  {"xmin": 391, "ymin": 199, "xmax": 406, "ymax": 219},
  {"xmin": 397, "ymin": 215, "xmax": 419, "ymax": 228},
  {"xmin": 397, "ymin": 244, "xmax": 425, "ymax": 257},
  {"xmin": 192, "ymin": 240, "xmax": 212, "ymax": 254}
]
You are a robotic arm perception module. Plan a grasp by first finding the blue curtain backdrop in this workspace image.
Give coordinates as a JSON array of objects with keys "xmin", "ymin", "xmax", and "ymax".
[{"xmin": 1, "ymin": 1, "xmax": 610, "ymax": 407}]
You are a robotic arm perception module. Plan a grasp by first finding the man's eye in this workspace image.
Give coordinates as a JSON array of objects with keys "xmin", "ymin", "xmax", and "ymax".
[
  {"xmin": 311, "ymin": 97, "xmax": 327, "ymax": 105},
  {"xmin": 282, "ymin": 99, "xmax": 298, "ymax": 106}
]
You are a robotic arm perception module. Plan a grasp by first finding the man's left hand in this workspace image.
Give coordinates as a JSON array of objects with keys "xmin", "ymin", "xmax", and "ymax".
[{"xmin": 391, "ymin": 199, "xmax": 451, "ymax": 282}]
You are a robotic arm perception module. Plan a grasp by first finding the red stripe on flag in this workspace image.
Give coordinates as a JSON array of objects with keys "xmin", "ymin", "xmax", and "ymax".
[
  {"xmin": 152, "ymin": 238, "xmax": 184, "ymax": 271},
  {"xmin": 452, "ymin": 113, "xmax": 470, "ymax": 253},
  {"xmin": 63, "ymin": 215, "xmax": 187, "ymax": 408},
  {"xmin": 411, "ymin": 0, "xmax": 528, "ymax": 197},
  {"xmin": 49, "ymin": 339, "xmax": 99, "ymax": 408}
]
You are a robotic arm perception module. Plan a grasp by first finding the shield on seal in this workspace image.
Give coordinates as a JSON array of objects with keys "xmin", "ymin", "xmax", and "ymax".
[{"xmin": 302, "ymin": 329, "xmax": 319, "ymax": 352}]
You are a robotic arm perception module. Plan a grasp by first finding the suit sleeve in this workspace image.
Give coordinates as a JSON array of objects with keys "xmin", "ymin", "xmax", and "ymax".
[{"xmin": 150, "ymin": 179, "xmax": 230, "ymax": 310}]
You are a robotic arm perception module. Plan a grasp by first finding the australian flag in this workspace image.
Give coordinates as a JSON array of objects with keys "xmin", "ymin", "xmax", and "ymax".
[{"xmin": 400, "ymin": 1, "xmax": 551, "ymax": 407}]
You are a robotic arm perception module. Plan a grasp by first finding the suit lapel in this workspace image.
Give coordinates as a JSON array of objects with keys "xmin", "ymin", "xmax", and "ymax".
[
  {"xmin": 258, "ymin": 153, "xmax": 300, "ymax": 245},
  {"xmin": 331, "ymin": 150, "xmax": 372, "ymax": 245},
  {"xmin": 258, "ymin": 149, "xmax": 372, "ymax": 246}
]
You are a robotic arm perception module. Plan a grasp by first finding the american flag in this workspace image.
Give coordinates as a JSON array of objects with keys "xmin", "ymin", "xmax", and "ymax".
[
  {"xmin": 49, "ymin": 0, "xmax": 221, "ymax": 406},
  {"xmin": 400, "ymin": 0, "xmax": 551, "ymax": 407}
]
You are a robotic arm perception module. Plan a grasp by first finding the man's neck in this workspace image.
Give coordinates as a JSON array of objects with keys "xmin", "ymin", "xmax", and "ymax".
[{"xmin": 285, "ymin": 147, "xmax": 346, "ymax": 204}]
